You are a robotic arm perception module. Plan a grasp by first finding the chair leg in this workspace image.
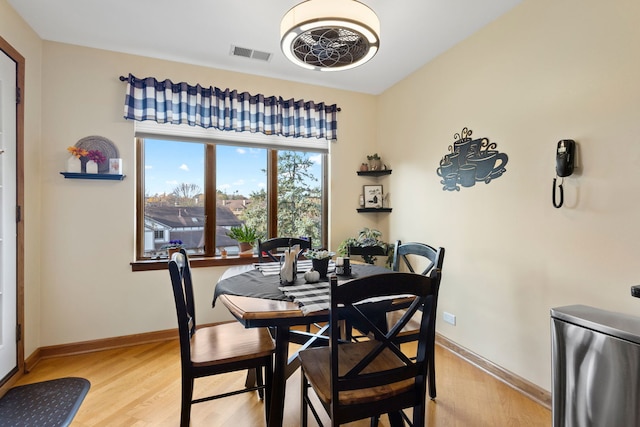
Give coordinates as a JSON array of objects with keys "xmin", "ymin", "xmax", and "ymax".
[
  {"xmin": 300, "ymin": 370, "xmax": 308, "ymax": 427},
  {"xmin": 264, "ymin": 359, "xmax": 273, "ymax": 423},
  {"xmin": 370, "ymin": 415, "xmax": 380, "ymax": 427},
  {"xmin": 388, "ymin": 411, "xmax": 405, "ymax": 427},
  {"xmin": 180, "ymin": 376, "xmax": 194, "ymax": 427},
  {"xmin": 428, "ymin": 327, "xmax": 437, "ymax": 399},
  {"xmin": 256, "ymin": 367, "xmax": 264, "ymax": 399}
]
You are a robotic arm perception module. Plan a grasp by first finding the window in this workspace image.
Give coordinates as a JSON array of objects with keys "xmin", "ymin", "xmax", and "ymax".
[{"xmin": 136, "ymin": 137, "xmax": 327, "ymax": 261}]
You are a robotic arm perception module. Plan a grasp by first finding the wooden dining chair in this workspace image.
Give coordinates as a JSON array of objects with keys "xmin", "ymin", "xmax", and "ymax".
[
  {"xmin": 258, "ymin": 237, "xmax": 312, "ymax": 262},
  {"xmin": 388, "ymin": 240, "xmax": 445, "ymax": 400},
  {"xmin": 168, "ymin": 249, "xmax": 275, "ymax": 427},
  {"xmin": 299, "ymin": 271, "xmax": 442, "ymax": 427}
]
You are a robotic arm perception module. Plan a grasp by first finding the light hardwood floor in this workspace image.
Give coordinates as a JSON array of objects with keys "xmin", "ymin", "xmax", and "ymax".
[{"xmin": 15, "ymin": 339, "xmax": 551, "ymax": 426}]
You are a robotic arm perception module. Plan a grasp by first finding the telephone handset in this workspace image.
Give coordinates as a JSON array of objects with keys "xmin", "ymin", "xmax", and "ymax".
[
  {"xmin": 556, "ymin": 140, "xmax": 575, "ymax": 177},
  {"xmin": 553, "ymin": 139, "xmax": 575, "ymax": 208}
]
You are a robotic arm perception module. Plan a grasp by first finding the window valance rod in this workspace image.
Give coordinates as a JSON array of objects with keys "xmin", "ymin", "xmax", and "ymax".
[{"xmin": 119, "ymin": 74, "xmax": 339, "ymax": 141}]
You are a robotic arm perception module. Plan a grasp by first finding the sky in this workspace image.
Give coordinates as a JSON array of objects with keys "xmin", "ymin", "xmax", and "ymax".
[{"xmin": 143, "ymin": 139, "xmax": 322, "ymax": 197}]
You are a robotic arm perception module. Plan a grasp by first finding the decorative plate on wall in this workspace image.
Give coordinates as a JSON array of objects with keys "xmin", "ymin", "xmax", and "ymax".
[{"xmin": 74, "ymin": 135, "xmax": 119, "ymax": 174}]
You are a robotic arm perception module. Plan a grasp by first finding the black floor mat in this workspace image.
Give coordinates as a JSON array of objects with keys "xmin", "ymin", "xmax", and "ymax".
[{"xmin": 0, "ymin": 377, "xmax": 90, "ymax": 426}]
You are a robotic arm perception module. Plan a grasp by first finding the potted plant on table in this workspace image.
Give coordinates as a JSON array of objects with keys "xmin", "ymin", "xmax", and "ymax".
[
  {"xmin": 161, "ymin": 239, "xmax": 184, "ymax": 258},
  {"xmin": 303, "ymin": 249, "xmax": 335, "ymax": 279},
  {"xmin": 337, "ymin": 227, "xmax": 393, "ymax": 267},
  {"xmin": 227, "ymin": 224, "xmax": 262, "ymax": 257}
]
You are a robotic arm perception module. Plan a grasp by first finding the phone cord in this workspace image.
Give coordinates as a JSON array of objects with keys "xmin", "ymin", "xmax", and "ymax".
[{"xmin": 553, "ymin": 177, "xmax": 564, "ymax": 208}]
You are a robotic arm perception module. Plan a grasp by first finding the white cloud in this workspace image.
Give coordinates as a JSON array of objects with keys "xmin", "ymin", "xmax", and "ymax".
[
  {"xmin": 145, "ymin": 165, "xmax": 153, "ymax": 169},
  {"xmin": 236, "ymin": 148, "xmax": 246, "ymax": 154},
  {"xmin": 218, "ymin": 184, "xmax": 231, "ymax": 191},
  {"xmin": 233, "ymin": 179, "xmax": 245, "ymax": 186},
  {"xmin": 179, "ymin": 164, "xmax": 189, "ymax": 171},
  {"xmin": 165, "ymin": 180, "xmax": 178, "ymax": 186},
  {"xmin": 257, "ymin": 182, "xmax": 266, "ymax": 188},
  {"xmin": 309, "ymin": 154, "xmax": 322, "ymax": 164}
]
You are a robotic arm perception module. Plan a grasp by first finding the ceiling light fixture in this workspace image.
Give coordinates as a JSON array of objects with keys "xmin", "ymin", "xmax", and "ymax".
[{"xmin": 280, "ymin": 0, "xmax": 380, "ymax": 72}]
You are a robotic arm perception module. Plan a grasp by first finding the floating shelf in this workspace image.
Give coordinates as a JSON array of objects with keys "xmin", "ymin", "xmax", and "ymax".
[
  {"xmin": 60, "ymin": 172, "xmax": 125, "ymax": 181},
  {"xmin": 357, "ymin": 208, "xmax": 392, "ymax": 213},
  {"xmin": 357, "ymin": 169, "xmax": 392, "ymax": 177}
]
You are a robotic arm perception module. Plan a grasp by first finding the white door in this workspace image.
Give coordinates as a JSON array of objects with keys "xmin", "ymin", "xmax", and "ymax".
[{"xmin": 0, "ymin": 49, "xmax": 17, "ymax": 381}]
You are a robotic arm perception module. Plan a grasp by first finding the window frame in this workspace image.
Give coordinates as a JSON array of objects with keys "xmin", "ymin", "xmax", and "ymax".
[{"xmin": 133, "ymin": 137, "xmax": 328, "ymax": 270}]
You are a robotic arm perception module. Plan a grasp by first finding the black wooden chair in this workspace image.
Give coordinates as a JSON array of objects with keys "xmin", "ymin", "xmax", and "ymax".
[
  {"xmin": 168, "ymin": 249, "xmax": 275, "ymax": 426},
  {"xmin": 389, "ymin": 240, "xmax": 445, "ymax": 400},
  {"xmin": 258, "ymin": 237, "xmax": 312, "ymax": 262},
  {"xmin": 299, "ymin": 271, "xmax": 442, "ymax": 427}
]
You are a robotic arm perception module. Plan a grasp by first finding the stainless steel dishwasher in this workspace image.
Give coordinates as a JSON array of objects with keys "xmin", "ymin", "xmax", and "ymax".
[{"xmin": 551, "ymin": 305, "xmax": 640, "ymax": 427}]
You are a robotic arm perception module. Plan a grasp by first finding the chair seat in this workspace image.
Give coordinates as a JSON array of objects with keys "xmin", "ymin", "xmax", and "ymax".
[
  {"xmin": 298, "ymin": 341, "xmax": 415, "ymax": 406},
  {"xmin": 191, "ymin": 321, "xmax": 275, "ymax": 366}
]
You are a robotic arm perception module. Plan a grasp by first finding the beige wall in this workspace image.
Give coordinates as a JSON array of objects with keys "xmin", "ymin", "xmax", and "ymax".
[
  {"xmin": 37, "ymin": 43, "xmax": 378, "ymax": 345},
  {"xmin": 380, "ymin": 0, "xmax": 640, "ymax": 390},
  {"xmin": 0, "ymin": 0, "xmax": 43, "ymax": 359},
  {"xmin": 3, "ymin": 0, "xmax": 640, "ymax": 394}
]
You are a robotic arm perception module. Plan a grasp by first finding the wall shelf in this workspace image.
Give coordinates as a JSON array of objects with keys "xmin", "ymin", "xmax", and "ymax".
[
  {"xmin": 357, "ymin": 208, "xmax": 392, "ymax": 213},
  {"xmin": 60, "ymin": 172, "xmax": 125, "ymax": 181},
  {"xmin": 357, "ymin": 169, "xmax": 392, "ymax": 177}
]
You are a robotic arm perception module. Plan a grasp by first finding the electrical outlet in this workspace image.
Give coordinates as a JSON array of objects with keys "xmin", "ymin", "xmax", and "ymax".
[{"xmin": 443, "ymin": 311, "xmax": 456, "ymax": 326}]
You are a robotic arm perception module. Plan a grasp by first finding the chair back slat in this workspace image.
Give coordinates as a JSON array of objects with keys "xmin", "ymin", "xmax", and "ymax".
[
  {"xmin": 168, "ymin": 249, "xmax": 195, "ymax": 357},
  {"xmin": 392, "ymin": 240, "xmax": 445, "ymax": 276},
  {"xmin": 258, "ymin": 237, "xmax": 312, "ymax": 262}
]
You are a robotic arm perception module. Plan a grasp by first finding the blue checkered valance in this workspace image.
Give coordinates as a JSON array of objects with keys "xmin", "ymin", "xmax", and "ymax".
[{"xmin": 122, "ymin": 74, "xmax": 338, "ymax": 141}]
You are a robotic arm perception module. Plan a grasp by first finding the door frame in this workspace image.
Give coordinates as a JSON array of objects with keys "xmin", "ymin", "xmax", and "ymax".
[{"xmin": 0, "ymin": 36, "xmax": 25, "ymax": 394}]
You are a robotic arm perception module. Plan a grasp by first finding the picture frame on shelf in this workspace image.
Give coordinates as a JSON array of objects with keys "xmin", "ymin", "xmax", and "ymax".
[{"xmin": 363, "ymin": 185, "xmax": 383, "ymax": 209}]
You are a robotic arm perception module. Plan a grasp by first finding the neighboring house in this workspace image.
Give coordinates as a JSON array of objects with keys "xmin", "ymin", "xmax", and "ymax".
[
  {"xmin": 219, "ymin": 198, "xmax": 251, "ymax": 217},
  {"xmin": 144, "ymin": 205, "xmax": 243, "ymax": 256}
]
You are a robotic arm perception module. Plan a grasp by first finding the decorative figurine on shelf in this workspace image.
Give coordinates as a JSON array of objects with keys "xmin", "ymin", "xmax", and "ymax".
[{"xmin": 359, "ymin": 163, "xmax": 369, "ymax": 172}]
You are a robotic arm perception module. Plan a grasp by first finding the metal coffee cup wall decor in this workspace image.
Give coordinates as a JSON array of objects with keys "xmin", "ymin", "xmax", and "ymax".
[{"xmin": 436, "ymin": 127, "xmax": 508, "ymax": 191}]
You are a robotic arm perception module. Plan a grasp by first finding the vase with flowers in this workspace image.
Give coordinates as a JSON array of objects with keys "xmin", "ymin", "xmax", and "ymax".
[
  {"xmin": 67, "ymin": 146, "xmax": 88, "ymax": 173},
  {"xmin": 161, "ymin": 240, "xmax": 185, "ymax": 258},
  {"xmin": 304, "ymin": 249, "xmax": 335, "ymax": 279},
  {"xmin": 85, "ymin": 149, "xmax": 107, "ymax": 173}
]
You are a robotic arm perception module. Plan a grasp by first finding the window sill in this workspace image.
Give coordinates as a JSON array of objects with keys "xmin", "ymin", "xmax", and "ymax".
[{"xmin": 130, "ymin": 255, "xmax": 257, "ymax": 272}]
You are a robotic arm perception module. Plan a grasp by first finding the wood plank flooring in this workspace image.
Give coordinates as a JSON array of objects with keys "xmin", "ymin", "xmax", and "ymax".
[{"xmin": 15, "ymin": 339, "xmax": 551, "ymax": 426}]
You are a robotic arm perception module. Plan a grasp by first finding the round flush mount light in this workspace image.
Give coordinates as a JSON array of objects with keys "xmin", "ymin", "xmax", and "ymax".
[{"xmin": 280, "ymin": 0, "xmax": 380, "ymax": 71}]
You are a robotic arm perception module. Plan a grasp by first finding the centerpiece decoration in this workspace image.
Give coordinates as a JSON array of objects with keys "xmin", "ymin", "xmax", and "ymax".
[
  {"xmin": 337, "ymin": 227, "xmax": 393, "ymax": 267},
  {"xmin": 161, "ymin": 240, "xmax": 184, "ymax": 258},
  {"xmin": 304, "ymin": 249, "xmax": 335, "ymax": 279}
]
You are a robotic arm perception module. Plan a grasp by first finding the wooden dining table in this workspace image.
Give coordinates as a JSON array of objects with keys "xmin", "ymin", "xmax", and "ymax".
[{"xmin": 213, "ymin": 262, "xmax": 393, "ymax": 427}]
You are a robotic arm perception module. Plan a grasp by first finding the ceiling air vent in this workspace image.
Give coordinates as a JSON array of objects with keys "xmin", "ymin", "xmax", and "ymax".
[{"xmin": 230, "ymin": 45, "xmax": 272, "ymax": 62}]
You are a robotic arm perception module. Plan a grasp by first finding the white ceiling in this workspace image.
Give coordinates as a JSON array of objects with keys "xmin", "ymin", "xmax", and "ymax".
[{"xmin": 8, "ymin": 0, "xmax": 523, "ymax": 95}]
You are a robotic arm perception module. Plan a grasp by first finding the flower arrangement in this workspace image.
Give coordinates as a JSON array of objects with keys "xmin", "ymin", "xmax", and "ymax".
[
  {"xmin": 67, "ymin": 146, "xmax": 107, "ymax": 165},
  {"xmin": 86, "ymin": 149, "xmax": 107, "ymax": 164},
  {"xmin": 304, "ymin": 249, "xmax": 335, "ymax": 260},
  {"xmin": 160, "ymin": 239, "xmax": 184, "ymax": 250},
  {"xmin": 67, "ymin": 146, "xmax": 88, "ymax": 158}
]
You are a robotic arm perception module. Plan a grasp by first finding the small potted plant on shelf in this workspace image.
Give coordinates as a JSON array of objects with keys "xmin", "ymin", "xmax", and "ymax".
[
  {"xmin": 161, "ymin": 240, "xmax": 184, "ymax": 258},
  {"xmin": 227, "ymin": 224, "xmax": 262, "ymax": 257},
  {"xmin": 366, "ymin": 153, "xmax": 382, "ymax": 170}
]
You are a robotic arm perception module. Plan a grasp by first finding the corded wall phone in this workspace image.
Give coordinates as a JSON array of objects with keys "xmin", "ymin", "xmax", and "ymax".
[{"xmin": 553, "ymin": 140, "xmax": 575, "ymax": 208}]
